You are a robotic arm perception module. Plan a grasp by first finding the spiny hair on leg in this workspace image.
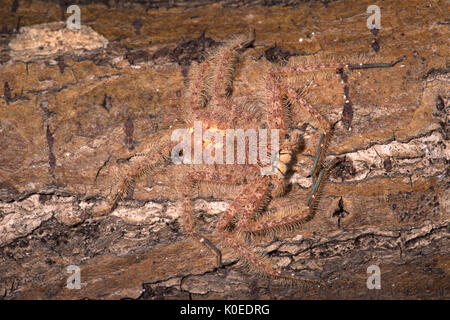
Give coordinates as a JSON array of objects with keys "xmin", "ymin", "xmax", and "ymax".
[
  {"xmin": 280, "ymin": 96, "xmax": 295, "ymax": 129},
  {"xmin": 104, "ymin": 141, "xmax": 175, "ymax": 213},
  {"xmin": 310, "ymin": 127, "xmax": 335, "ymax": 180},
  {"xmin": 270, "ymin": 177, "xmax": 288, "ymax": 198},
  {"xmin": 206, "ymin": 33, "xmax": 255, "ymax": 99},
  {"xmin": 245, "ymin": 206, "xmax": 314, "ymax": 240},
  {"xmin": 277, "ymin": 53, "xmax": 405, "ymax": 76},
  {"xmin": 281, "ymin": 85, "xmax": 318, "ymax": 128},
  {"xmin": 285, "ymin": 52, "xmax": 377, "ymax": 68},
  {"xmin": 234, "ymin": 252, "xmax": 324, "ymax": 286},
  {"xmin": 317, "ymin": 133, "xmax": 335, "ymax": 169},
  {"xmin": 288, "ymin": 71, "xmax": 337, "ymax": 90},
  {"xmin": 273, "ymin": 271, "xmax": 326, "ymax": 288},
  {"xmin": 184, "ymin": 60, "xmax": 212, "ymax": 122},
  {"xmin": 233, "ymin": 192, "xmax": 274, "ymax": 231},
  {"xmin": 228, "ymin": 185, "xmax": 273, "ymax": 233},
  {"xmin": 105, "ymin": 170, "xmax": 132, "ymax": 211},
  {"xmin": 307, "ymin": 158, "xmax": 340, "ymax": 210},
  {"xmin": 196, "ymin": 180, "xmax": 243, "ymax": 200},
  {"xmin": 235, "ymin": 96, "xmax": 266, "ymax": 121}
]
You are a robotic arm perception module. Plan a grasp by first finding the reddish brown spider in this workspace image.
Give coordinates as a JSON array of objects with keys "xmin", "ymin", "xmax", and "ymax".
[{"xmin": 96, "ymin": 33, "xmax": 405, "ymax": 284}]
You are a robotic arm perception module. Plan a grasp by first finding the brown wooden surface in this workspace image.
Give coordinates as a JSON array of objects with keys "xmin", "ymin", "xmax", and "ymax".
[{"xmin": 0, "ymin": 0, "xmax": 448, "ymax": 299}]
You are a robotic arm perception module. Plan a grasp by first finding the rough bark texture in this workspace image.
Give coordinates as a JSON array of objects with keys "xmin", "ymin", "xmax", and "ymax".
[{"xmin": 0, "ymin": 0, "xmax": 449, "ymax": 299}]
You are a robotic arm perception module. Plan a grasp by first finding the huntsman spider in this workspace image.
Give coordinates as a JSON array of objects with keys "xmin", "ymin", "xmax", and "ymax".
[{"xmin": 96, "ymin": 33, "xmax": 405, "ymax": 285}]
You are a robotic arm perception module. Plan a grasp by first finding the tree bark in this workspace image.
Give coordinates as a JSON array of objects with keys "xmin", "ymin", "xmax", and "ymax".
[{"xmin": 0, "ymin": 0, "xmax": 448, "ymax": 299}]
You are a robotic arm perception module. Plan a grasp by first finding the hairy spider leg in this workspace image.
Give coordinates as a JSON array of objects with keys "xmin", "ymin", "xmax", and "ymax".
[
  {"xmin": 99, "ymin": 34, "xmax": 259, "ymax": 215},
  {"xmin": 261, "ymin": 72, "xmax": 291, "ymax": 198},
  {"xmin": 207, "ymin": 34, "xmax": 257, "ymax": 125},
  {"xmin": 306, "ymin": 157, "xmax": 342, "ymax": 207},
  {"xmin": 102, "ymin": 139, "xmax": 178, "ymax": 214},
  {"xmin": 215, "ymin": 176, "xmax": 323, "ymax": 283},
  {"xmin": 180, "ymin": 171, "xmax": 248, "ymax": 268},
  {"xmin": 180, "ymin": 168, "xmax": 322, "ymax": 283},
  {"xmin": 282, "ymin": 85, "xmax": 332, "ymax": 182},
  {"xmin": 264, "ymin": 72, "xmax": 287, "ymax": 136},
  {"xmin": 99, "ymin": 51, "xmax": 215, "ymax": 215},
  {"xmin": 347, "ymin": 56, "xmax": 406, "ymax": 70},
  {"xmin": 271, "ymin": 55, "xmax": 405, "ymax": 180},
  {"xmin": 270, "ymin": 56, "xmax": 406, "ymax": 75},
  {"xmin": 186, "ymin": 60, "xmax": 211, "ymax": 115},
  {"xmin": 241, "ymin": 158, "xmax": 340, "ymax": 238}
]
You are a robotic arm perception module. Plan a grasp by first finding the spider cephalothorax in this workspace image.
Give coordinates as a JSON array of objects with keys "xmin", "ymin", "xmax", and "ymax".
[{"xmin": 96, "ymin": 33, "xmax": 405, "ymax": 284}]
